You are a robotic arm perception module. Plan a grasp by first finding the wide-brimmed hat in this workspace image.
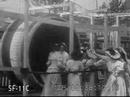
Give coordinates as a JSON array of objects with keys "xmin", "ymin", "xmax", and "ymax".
[
  {"xmin": 118, "ymin": 47, "xmax": 127, "ymax": 55},
  {"xmin": 116, "ymin": 47, "xmax": 128, "ymax": 62},
  {"xmin": 105, "ymin": 49, "xmax": 120, "ymax": 59},
  {"xmin": 60, "ymin": 42, "xmax": 67, "ymax": 48}
]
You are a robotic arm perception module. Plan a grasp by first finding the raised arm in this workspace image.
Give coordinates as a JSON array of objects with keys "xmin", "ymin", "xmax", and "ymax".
[
  {"xmin": 46, "ymin": 60, "xmax": 51, "ymax": 67},
  {"xmin": 112, "ymin": 61, "xmax": 124, "ymax": 77},
  {"xmin": 93, "ymin": 59, "xmax": 107, "ymax": 67},
  {"xmin": 94, "ymin": 52, "xmax": 107, "ymax": 60},
  {"xmin": 46, "ymin": 52, "xmax": 53, "ymax": 67},
  {"xmin": 90, "ymin": 49, "xmax": 108, "ymax": 60}
]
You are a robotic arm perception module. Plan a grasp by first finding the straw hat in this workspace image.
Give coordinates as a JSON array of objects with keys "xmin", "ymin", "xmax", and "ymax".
[
  {"xmin": 116, "ymin": 47, "xmax": 128, "ymax": 62},
  {"xmin": 60, "ymin": 42, "xmax": 67, "ymax": 48}
]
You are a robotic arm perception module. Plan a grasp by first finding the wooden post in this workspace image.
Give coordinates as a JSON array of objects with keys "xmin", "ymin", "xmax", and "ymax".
[
  {"xmin": 62, "ymin": 0, "xmax": 64, "ymax": 12},
  {"xmin": 115, "ymin": 16, "xmax": 120, "ymax": 48},
  {"xmin": 90, "ymin": 16, "xmax": 94, "ymax": 49},
  {"xmin": 89, "ymin": 16, "xmax": 96, "ymax": 96},
  {"xmin": 23, "ymin": 0, "xmax": 29, "ymax": 96},
  {"xmin": 104, "ymin": 13, "xmax": 108, "ymax": 50},
  {"xmin": 116, "ymin": 16, "xmax": 119, "ymax": 27},
  {"xmin": 89, "ymin": 33, "xmax": 93, "ymax": 49},
  {"xmin": 69, "ymin": 0, "xmax": 74, "ymax": 54},
  {"xmin": 96, "ymin": 0, "xmax": 98, "ymax": 10}
]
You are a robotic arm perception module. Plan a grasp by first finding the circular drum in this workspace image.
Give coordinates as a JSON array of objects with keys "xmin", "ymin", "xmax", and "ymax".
[{"xmin": 1, "ymin": 17, "xmax": 80, "ymax": 88}]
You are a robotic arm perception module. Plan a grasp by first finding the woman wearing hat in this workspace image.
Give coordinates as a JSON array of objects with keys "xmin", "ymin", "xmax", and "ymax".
[
  {"xmin": 92, "ymin": 48, "xmax": 127, "ymax": 96},
  {"xmin": 56, "ymin": 42, "xmax": 69, "ymax": 88},
  {"xmin": 115, "ymin": 47, "xmax": 130, "ymax": 75},
  {"xmin": 42, "ymin": 43, "xmax": 66, "ymax": 96},
  {"xmin": 58, "ymin": 42, "xmax": 69, "ymax": 66},
  {"xmin": 115, "ymin": 47, "xmax": 130, "ymax": 96}
]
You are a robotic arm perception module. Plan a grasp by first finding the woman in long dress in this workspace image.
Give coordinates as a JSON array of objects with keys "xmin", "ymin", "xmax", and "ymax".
[
  {"xmin": 57, "ymin": 43, "xmax": 69, "ymax": 89},
  {"xmin": 42, "ymin": 44, "xmax": 66, "ymax": 96},
  {"xmin": 115, "ymin": 47, "xmax": 130, "ymax": 96},
  {"xmin": 66, "ymin": 50, "xmax": 83, "ymax": 96},
  {"xmin": 92, "ymin": 48, "xmax": 127, "ymax": 96}
]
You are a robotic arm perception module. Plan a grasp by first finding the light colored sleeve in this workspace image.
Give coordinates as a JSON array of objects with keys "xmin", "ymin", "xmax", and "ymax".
[
  {"xmin": 112, "ymin": 61, "xmax": 124, "ymax": 77},
  {"xmin": 80, "ymin": 61, "xmax": 84, "ymax": 71},
  {"xmin": 94, "ymin": 53, "xmax": 108, "ymax": 60},
  {"xmin": 127, "ymin": 60, "xmax": 130, "ymax": 74},
  {"xmin": 63, "ymin": 52, "xmax": 69, "ymax": 64},
  {"xmin": 115, "ymin": 61, "xmax": 124, "ymax": 71},
  {"xmin": 46, "ymin": 52, "xmax": 53, "ymax": 66},
  {"xmin": 85, "ymin": 59, "xmax": 94, "ymax": 68},
  {"xmin": 66, "ymin": 60, "xmax": 72, "ymax": 71},
  {"xmin": 82, "ymin": 59, "xmax": 87, "ymax": 64}
]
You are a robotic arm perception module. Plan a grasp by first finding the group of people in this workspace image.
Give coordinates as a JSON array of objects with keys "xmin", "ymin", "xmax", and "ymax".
[
  {"xmin": 41, "ymin": 42, "xmax": 130, "ymax": 96},
  {"xmin": 90, "ymin": 47, "xmax": 130, "ymax": 96}
]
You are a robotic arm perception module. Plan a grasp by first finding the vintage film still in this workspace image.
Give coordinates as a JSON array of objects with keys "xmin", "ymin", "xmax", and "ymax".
[{"xmin": 0, "ymin": 0, "xmax": 130, "ymax": 96}]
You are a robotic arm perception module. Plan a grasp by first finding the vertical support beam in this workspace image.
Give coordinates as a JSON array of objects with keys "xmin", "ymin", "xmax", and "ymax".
[
  {"xmin": 63, "ymin": 0, "xmax": 66, "ymax": 11},
  {"xmin": 114, "ymin": 31, "xmax": 119, "ymax": 48},
  {"xmin": 45, "ymin": 0, "xmax": 48, "ymax": 5},
  {"xmin": 96, "ymin": 0, "xmax": 98, "ymax": 9},
  {"xmin": 69, "ymin": 0, "xmax": 74, "ymax": 54},
  {"xmin": 90, "ymin": 16, "xmax": 94, "ymax": 49},
  {"xmin": 111, "ymin": 16, "xmax": 119, "ymax": 48},
  {"xmin": 90, "ymin": 16, "xmax": 93, "ymax": 25},
  {"xmin": 89, "ymin": 16, "xmax": 96, "ymax": 96},
  {"xmin": 104, "ymin": 13, "xmax": 108, "ymax": 50},
  {"xmin": 23, "ymin": 0, "xmax": 29, "ymax": 96},
  {"xmin": 115, "ymin": 16, "xmax": 120, "ymax": 48},
  {"xmin": 89, "ymin": 33, "xmax": 93, "ymax": 49},
  {"xmin": 24, "ymin": 0, "xmax": 29, "ymax": 71},
  {"xmin": 116, "ymin": 16, "xmax": 119, "ymax": 26}
]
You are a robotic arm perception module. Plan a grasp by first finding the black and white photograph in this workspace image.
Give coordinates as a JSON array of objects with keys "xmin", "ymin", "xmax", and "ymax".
[{"xmin": 0, "ymin": 0, "xmax": 130, "ymax": 96}]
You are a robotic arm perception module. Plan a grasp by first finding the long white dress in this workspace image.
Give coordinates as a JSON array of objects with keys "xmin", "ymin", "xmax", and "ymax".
[
  {"xmin": 56, "ymin": 51, "xmax": 69, "ymax": 86},
  {"xmin": 101, "ymin": 60, "xmax": 127, "ymax": 96},
  {"xmin": 42, "ymin": 51, "xmax": 66, "ymax": 96},
  {"xmin": 66, "ymin": 59, "xmax": 83, "ymax": 96}
]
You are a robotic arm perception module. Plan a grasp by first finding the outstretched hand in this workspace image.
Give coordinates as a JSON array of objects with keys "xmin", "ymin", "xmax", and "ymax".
[
  {"xmin": 87, "ymin": 49, "xmax": 97, "ymax": 59},
  {"xmin": 88, "ymin": 49, "xmax": 96, "ymax": 55}
]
